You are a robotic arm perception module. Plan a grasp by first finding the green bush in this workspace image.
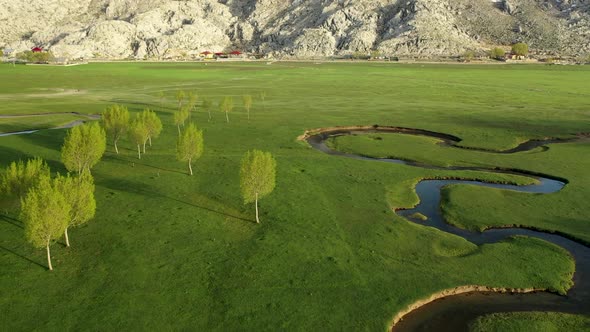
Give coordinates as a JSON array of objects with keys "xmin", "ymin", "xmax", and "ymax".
[
  {"xmin": 512, "ymin": 42, "xmax": 529, "ymax": 56},
  {"xmin": 489, "ymin": 47, "xmax": 505, "ymax": 60},
  {"xmin": 15, "ymin": 50, "xmax": 54, "ymax": 63}
]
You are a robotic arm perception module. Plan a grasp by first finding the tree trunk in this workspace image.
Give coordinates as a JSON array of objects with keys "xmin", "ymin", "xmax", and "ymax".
[
  {"xmin": 148, "ymin": 136, "xmax": 152, "ymax": 146},
  {"xmin": 247, "ymin": 109, "xmax": 250, "ymax": 121},
  {"xmin": 208, "ymin": 111, "xmax": 211, "ymax": 122},
  {"xmin": 137, "ymin": 144, "xmax": 141, "ymax": 159},
  {"xmin": 225, "ymin": 111, "xmax": 229, "ymax": 123},
  {"xmin": 255, "ymin": 192, "xmax": 260, "ymax": 224},
  {"xmin": 177, "ymin": 124, "xmax": 181, "ymax": 135},
  {"xmin": 46, "ymin": 240, "xmax": 53, "ymax": 271},
  {"xmin": 188, "ymin": 158, "xmax": 193, "ymax": 175},
  {"xmin": 64, "ymin": 227, "xmax": 70, "ymax": 247},
  {"xmin": 143, "ymin": 141, "xmax": 146, "ymax": 153},
  {"xmin": 114, "ymin": 139, "xmax": 119, "ymax": 154}
]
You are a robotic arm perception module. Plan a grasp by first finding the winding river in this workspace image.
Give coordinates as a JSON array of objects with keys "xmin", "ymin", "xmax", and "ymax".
[{"xmin": 303, "ymin": 126, "xmax": 590, "ymax": 331}]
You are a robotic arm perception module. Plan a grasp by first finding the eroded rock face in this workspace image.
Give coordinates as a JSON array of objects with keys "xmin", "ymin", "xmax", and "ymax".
[{"xmin": 1, "ymin": 0, "xmax": 589, "ymax": 58}]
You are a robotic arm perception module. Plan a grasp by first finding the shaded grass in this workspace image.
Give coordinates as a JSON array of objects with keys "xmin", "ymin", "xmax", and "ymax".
[
  {"xmin": 0, "ymin": 114, "xmax": 88, "ymax": 133},
  {"xmin": 469, "ymin": 311, "xmax": 590, "ymax": 332},
  {"xmin": 0, "ymin": 62, "xmax": 588, "ymax": 331}
]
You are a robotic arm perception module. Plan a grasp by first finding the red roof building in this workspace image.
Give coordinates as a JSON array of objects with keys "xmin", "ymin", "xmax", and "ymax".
[
  {"xmin": 32, "ymin": 47, "xmax": 44, "ymax": 53},
  {"xmin": 230, "ymin": 50, "xmax": 242, "ymax": 55}
]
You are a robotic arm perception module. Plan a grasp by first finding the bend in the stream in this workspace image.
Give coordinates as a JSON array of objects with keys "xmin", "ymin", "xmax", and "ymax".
[{"xmin": 303, "ymin": 127, "xmax": 590, "ymax": 331}]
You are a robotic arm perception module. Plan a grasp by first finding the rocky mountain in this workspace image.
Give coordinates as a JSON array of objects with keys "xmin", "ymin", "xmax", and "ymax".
[{"xmin": 1, "ymin": 0, "xmax": 589, "ymax": 59}]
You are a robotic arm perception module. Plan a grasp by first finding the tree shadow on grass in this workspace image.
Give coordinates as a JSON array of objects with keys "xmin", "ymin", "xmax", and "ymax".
[
  {"xmin": 100, "ymin": 178, "xmax": 255, "ymax": 223},
  {"xmin": 107, "ymin": 99, "xmax": 176, "ymax": 113},
  {"xmin": 104, "ymin": 153, "xmax": 187, "ymax": 175},
  {"xmin": 0, "ymin": 145, "xmax": 34, "ymax": 165},
  {"xmin": 19, "ymin": 127, "xmax": 67, "ymax": 152},
  {"xmin": 0, "ymin": 214, "xmax": 46, "ymax": 269},
  {"xmin": 0, "ymin": 245, "xmax": 46, "ymax": 269},
  {"xmin": 1, "ymin": 213, "xmax": 23, "ymax": 229}
]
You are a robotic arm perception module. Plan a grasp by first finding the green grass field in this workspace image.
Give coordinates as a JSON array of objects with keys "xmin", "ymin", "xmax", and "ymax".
[
  {"xmin": 0, "ymin": 62, "xmax": 588, "ymax": 330},
  {"xmin": 470, "ymin": 312, "xmax": 590, "ymax": 332}
]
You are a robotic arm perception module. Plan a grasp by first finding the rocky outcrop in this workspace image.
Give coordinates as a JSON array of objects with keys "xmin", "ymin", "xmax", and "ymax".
[{"xmin": 1, "ymin": 0, "xmax": 589, "ymax": 59}]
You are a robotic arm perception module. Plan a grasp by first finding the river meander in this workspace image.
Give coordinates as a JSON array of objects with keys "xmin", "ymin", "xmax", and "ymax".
[{"xmin": 304, "ymin": 127, "xmax": 589, "ymax": 331}]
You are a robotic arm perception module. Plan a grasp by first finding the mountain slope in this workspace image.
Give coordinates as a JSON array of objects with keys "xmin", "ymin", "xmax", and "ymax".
[{"xmin": 1, "ymin": 0, "xmax": 589, "ymax": 58}]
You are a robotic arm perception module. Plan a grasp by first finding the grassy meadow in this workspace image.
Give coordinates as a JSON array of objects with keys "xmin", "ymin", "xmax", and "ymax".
[
  {"xmin": 470, "ymin": 312, "xmax": 590, "ymax": 332},
  {"xmin": 0, "ymin": 62, "xmax": 589, "ymax": 330}
]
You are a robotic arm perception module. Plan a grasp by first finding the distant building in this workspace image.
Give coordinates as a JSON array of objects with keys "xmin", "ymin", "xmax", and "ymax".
[
  {"xmin": 214, "ymin": 52, "xmax": 228, "ymax": 59},
  {"xmin": 199, "ymin": 51, "xmax": 214, "ymax": 59},
  {"xmin": 229, "ymin": 50, "xmax": 243, "ymax": 58},
  {"xmin": 32, "ymin": 47, "xmax": 44, "ymax": 53}
]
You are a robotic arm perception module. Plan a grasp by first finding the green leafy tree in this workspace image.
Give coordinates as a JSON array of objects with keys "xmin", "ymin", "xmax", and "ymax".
[
  {"xmin": 202, "ymin": 99, "xmax": 213, "ymax": 122},
  {"xmin": 33, "ymin": 51, "xmax": 54, "ymax": 63},
  {"xmin": 16, "ymin": 50, "xmax": 33, "ymax": 62},
  {"xmin": 61, "ymin": 123, "xmax": 106, "ymax": 174},
  {"xmin": 55, "ymin": 172, "xmax": 96, "ymax": 247},
  {"xmin": 176, "ymin": 123, "xmax": 204, "ymax": 175},
  {"xmin": 140, "ymin": 109, "xmax": 163, "ymax": 147},
  {"xmin": 21, "ymin": 174, "xmax": 70, "ymax": 271},
  {"xmin": 220, "ymin": 96, "xmax": 234, "ymax": 123},
  {"xmin": 128, "ymin": 116, "xmax": 149, "ymax": 159},
  {"xmin": 102, "ymin": 104, "xmax": 129, "ymax": 154},
  {"xmin": 512, "ymin": 43, "xmax": 529, "ymax": 56},
  {"xmin": 0, "ymin": 158, "xmax": 50, "ymax": 200},
  {"xmin": 240, "ymin": 150, "xmax": 277, "ymax": 223},
  {"xmin": 174, "ymin": 106, "xmax": 190, "ymax": 135},
  {"xmin": 243, "ymin": 95, "xmax": 253, "ymax": 121},
  {"xmin": 490, "ymin": 47, "xmax": 506, "ymax": 60},
  {"xmin": 176, "ymin": 90, "xmax": 186, "ymax": 109}
]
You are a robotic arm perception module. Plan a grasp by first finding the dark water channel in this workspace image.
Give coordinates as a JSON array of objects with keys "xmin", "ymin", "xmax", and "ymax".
[{"xmin": 305, "ymin": 128, "xmax": 590, "ymax": 331}]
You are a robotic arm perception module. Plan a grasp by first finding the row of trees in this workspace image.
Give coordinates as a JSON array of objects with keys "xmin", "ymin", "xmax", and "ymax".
[
  {"xmin": 1, "ymin": 120, "xmax": 107, "ymax": 270},
  {"xmin": 102, "ymin": 105, "xmax": 163, "ymax": 158},
  {"xmin": 174, "ymin": 122, "xmax": 277, "ymax": 223},
  {"xmin": 489, "ymin": 43, "xmax": 529, "ymax": 60},
  {"xmin": 102, "ymin": 102, "xmax": 277, "ymax": 223},
  {"xmin": 1, "ymin": 100, "xmax": 277, "ymax": 270},
  {"xmin": 462, "ymin": 43, "xmax": 530, "ymax": 61},
  {"xmin": 172, "ymin": 90, "xmax": 263, "ymax": 124}
]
